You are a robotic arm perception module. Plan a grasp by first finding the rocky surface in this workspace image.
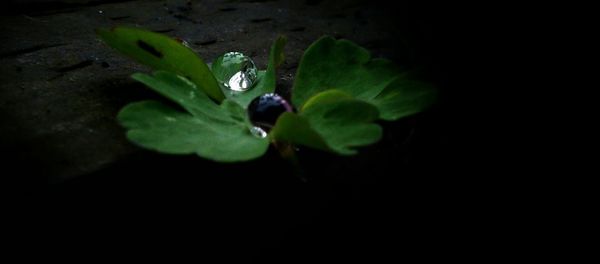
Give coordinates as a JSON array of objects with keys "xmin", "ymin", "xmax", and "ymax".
[{"xmin": 2, "ymin": 0, "xmax": 437, "ymax": 183}]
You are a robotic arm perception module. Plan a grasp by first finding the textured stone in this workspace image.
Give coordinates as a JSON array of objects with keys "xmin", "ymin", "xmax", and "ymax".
[{"xmin": 2, "ymin": 0, "xmax": 428, "ymax": 183}]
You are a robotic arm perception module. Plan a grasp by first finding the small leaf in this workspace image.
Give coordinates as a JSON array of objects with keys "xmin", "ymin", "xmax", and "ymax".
[
  {"xmin": 131, "ymin": 71, "xmax": 224, "ymax": 121},
  {"xmin": 269, "ymin": 112, "xmax": 329, "ymax": 152},
  {"xmin": 119, "ymin": 71, "xmax": 268, "ymax": 162},
  {"xmin": 370, "ymin": 76, "xmax": 437, "ymax": 120},
  {"xmin": 292, "ymin": 36, "xmax": 435, "ymax": 120},
  {"xmin": 300, "ymin": 89, "xmax": 352, "ymax": 112},
  {"xmin": 271, "ymin": 95, "xmax": 382, "ymax": 155},
  {"xmin": 302, "ymin": 98, "xmax": 382, "ymax": 155},
  {"xmin": 96, "ymin": 26, "xmax": 224, "ymax": 102},
  {"xmin": 218, "ymin": 36, "xmax": 287, "ymax": 108}
]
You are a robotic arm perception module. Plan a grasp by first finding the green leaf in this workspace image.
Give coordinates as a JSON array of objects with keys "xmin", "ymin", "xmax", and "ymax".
[
  {"xmin": 300, "ymin": 89, "xmax": 353, "ymax": 112},
  {"xmin": 271, "ymin": 94, "xmax": 382, "ymax": 155},
  {"xmin": 216, "ymin": 36, "xmax": 287, "ymax": 108},
  {"xmin": 96, "ymin": 26, "xmax": 225, "ymax": 102},
  {"xmin": 269, "ymin": 112, "xmax": 330, "ymax": 152},
  {"xmin": 301, "ymin": 97, "xmax": 382, "ymax": 154},
  {"xmin": 371, "ymin": 76, "xmax": 437, "ymax": 120},
  {"xmin": 118, "ymin": 71, "xmax": 268, "ymax": 162},
  {"xmin": 131, "ymin": 72, "xmax": 222, "ymax": 120},
  {"xmin": 292, "ymin": 36, "xmax": 435, "ymax": 120}
]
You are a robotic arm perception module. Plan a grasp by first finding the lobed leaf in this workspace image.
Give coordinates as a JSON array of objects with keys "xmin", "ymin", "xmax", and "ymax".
[
  {"xmin": 118, "ymin": 71, "xmax": 268, "ymax": 162},
  {"xmin": 292, "ymin": 36, "xmax": 435, "ymax": 121},
  {"xmin": 271, "ymin": 92, "xmax": 382, "ymax": 155}
]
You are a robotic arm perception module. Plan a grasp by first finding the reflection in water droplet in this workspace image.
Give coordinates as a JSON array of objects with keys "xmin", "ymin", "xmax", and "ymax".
[
  {"xmin": 212, "ymin": 52, "xmax": 258, "ymax": 92},
  {"xmin": 247, "ymin": 93, "xmax": 293, "ymax": 130},
  {"xmin": 250, "ymin": 126, "xmax": 267, "ymax": 138}
]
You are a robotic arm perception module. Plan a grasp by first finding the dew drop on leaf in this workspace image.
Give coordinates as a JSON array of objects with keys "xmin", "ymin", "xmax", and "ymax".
[
  {"xmin": 250, "ymin": 126, "xmax": 268, "ymax": 138},
  {"xmin": 212, "ymin": 52, "xmax": 258, "ymax": 92},
  {"xmin": 248, "ymin": 93, "xmax": 293, "ymax": 131}
]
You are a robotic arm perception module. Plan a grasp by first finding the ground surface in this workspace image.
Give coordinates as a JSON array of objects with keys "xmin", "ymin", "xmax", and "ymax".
[
  {"xmin": 3, "ymin": 0, "xmax": 458, "ymax": 261},
  {"xmin": 2, "ymin": 0, "xmax": 442, "ymax": 182}
]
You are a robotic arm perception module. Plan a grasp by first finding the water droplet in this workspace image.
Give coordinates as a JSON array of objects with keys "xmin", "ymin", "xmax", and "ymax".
[
  {"xmin": 250, "ymin": 126, "xmax": 267, "ymax": 138},
  {"xmin": 212, "ymin": 52, "xmax": 258, "ymax": 92},
  {"xmin": 247, "ymin": 93, "xmax": 293, "ymax": 130}
]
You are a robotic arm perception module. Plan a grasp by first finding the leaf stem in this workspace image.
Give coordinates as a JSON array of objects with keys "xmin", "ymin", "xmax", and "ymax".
[{"xmin": 273, "ymin": 141, "xmax": 306, "ymax": 182}]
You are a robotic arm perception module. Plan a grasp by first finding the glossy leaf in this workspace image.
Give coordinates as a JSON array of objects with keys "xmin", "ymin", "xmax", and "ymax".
[
  {"xmin": 118, "ymin": 71, "xmax": 268, "ymax": 162},
  {"xmin": 300, "ymin": 89, "xmax": 352, "ymax": 112},
  {"xmin": 370, "ymin": 76, "xmax": 437, "ymax": 120},
  {"xmin": 269, "ymin": 112, "xmax": 329, "ymax": 152},
  {"xmin": 292, "ymin": 36, "xmax": 435, "ymax": 121},
  {"xmin": 271, "ymin": 94, "xmax": 382, "ymax": 155},
  {"xmin": 97, "ymin": 26, "xmax": 225, "ymax": 102}
]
